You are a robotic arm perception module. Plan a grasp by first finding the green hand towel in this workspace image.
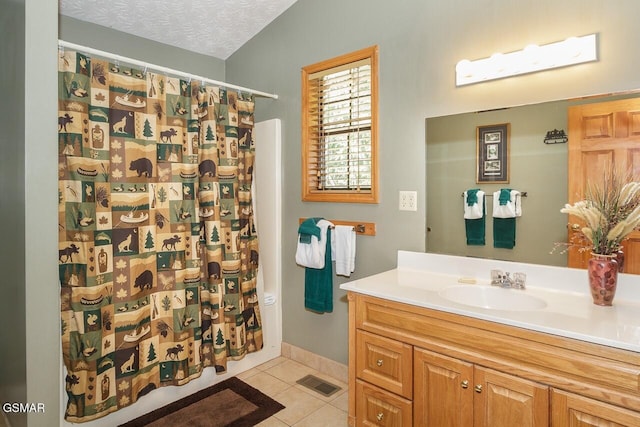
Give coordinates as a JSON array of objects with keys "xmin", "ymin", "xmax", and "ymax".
[
  {"xmin": 465, "ymin": 201, "xmax": 485, "ymax": 246},
  {"xmin": 466, "ymin": 188, "xmax": 480, "ymax": 206},
  {"xmin": 494, "ymin": 217, "xmax": 516, "ymax": 249},
  {"xmin": 498, "ymin": 188, "xmax": 512, "ymax": 205},
  {"xmin": 298, "ymin": 217, "xmax": 321, "ymax": 244},
  {"xmin": 305, "ymin": 226, "xmax": 333, "ymax": 313}
]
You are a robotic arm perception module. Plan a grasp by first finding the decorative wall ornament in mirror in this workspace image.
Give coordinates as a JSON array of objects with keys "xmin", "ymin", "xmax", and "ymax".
[
  {"xmin": 543, "ymin": 129, "xmax": 568, "ymax": 144},
  {"xmin": 426, "ymin": 91, "xmax": 640, "ymax": 268}
]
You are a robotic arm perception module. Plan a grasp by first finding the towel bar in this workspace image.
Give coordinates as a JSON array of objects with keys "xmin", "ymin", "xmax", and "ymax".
[
  {"xmin": 298, "ymin": 218, "xmax": 376, "ymax": 236},
  {"xmin": 333, "ymin": 224, "xmax": 366, "ymax": 234},
  {"xmin": 461, "ymin": 191, "xmax": 527, "ymax": 197}
]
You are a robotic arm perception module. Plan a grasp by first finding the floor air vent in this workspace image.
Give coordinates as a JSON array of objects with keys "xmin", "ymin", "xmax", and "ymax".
[{"xmin": 296, "ymin": 374, "xmax": 341, "ymax": 397}]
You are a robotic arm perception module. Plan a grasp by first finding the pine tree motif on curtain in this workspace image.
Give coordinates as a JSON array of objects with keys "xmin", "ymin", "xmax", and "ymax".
[{"xmin": 58, "ymin": 50, "xmax": 262, "ymax": 423}]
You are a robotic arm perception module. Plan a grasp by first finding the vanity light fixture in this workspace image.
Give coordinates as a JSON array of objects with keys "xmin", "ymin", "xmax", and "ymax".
[{"xmin": 455, "ymin": 33, "xmax": 598, "ymax": 86}]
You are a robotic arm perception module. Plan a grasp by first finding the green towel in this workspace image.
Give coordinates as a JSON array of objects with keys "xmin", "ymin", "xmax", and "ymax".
[
  {"xmin": 465, "ymin": 201, "xmax": 485, "ymax": 246},
  {"xmin": 494, "ymin": 217, "xmax": 516, "ymax": 249},
  {"xmin": 466, "ymin": 188, "xmax": 480, "ymax": 206},
  {"xmin": 304, "ymin": 226, "xmax": 333, "ymax": 313},
  {"xmin": 494, "ymin": 188, "xmax": 516, "ymax": 249},
  {"xmin": 498, "ymin": 188, "xmax": 512, "ymax": 205},
  {"xmin": 298, "ymin": 217, "xmax": 321, "ymax": 244}
]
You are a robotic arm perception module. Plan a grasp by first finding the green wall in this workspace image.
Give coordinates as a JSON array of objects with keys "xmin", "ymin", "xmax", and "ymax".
[
  {"xmin": 226, "ymin": 0, "xmax": 640, "ymax": 365},
  {"xmin": 0, "ymin": 1, "xmax": 27, "ymax": 425}
]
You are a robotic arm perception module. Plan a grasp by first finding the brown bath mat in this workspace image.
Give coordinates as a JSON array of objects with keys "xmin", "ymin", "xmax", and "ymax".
[{"xmin": 118, "ymin": 377, "xmax": 284, "ymax": 427}]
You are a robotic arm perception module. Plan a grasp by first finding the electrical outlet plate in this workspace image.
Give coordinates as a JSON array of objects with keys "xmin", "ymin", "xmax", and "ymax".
[{"xmin": 399, "ymin": 191, "xmax": 417, "ymax": 211}]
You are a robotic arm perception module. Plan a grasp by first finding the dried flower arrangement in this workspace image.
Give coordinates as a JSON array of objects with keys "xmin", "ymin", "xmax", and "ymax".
[{"xmin": 558, "ymin": 167, "xmax": 640, "ymax": 256}]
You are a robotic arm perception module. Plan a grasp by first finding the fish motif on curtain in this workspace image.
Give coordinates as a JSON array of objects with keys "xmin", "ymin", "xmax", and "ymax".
[{"xmin": 58, "ymin": 50, "xmax": 262, "ymax": 423}]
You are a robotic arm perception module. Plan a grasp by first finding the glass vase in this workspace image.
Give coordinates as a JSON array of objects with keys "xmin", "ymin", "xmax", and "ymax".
[{"xmin": 587, "ymin": 253, "xmax": 618, "ymax": 306}]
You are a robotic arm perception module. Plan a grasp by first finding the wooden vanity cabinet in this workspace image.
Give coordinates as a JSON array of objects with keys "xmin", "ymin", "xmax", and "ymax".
[{"xmin": 347, "ymin": 292, "xmax": 640, "ymax": 427}]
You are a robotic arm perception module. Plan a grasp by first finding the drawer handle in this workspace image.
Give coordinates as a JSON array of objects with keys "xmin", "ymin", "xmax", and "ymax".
[
  {"xmin": 461, "ymin": 380, "xmax": 469, "ymax": 389},
  {"xmin": 376, "ymin": 359, "xmax": 384, "ymax": 367},
  {"xmin": 474, "ymin": 384, "xmax": 483, "ymax": 393},
  {"xmin": 376, "ymin": 412, "xmax": 384, "ymax": 421}
]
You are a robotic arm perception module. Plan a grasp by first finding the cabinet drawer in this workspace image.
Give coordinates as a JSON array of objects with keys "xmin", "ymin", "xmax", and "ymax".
[
  {"xmin": 356, "ymin": 379, "xmax": 412, "ymax": 427},
  {"xmin": 356, "ymin": 329, "xmax": 413, "ymax": 398}
]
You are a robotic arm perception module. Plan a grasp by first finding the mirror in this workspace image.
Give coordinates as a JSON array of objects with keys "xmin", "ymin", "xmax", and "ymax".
[{"xmin": 426, "ymin": 91, "xmax": 640, "ymax": 267}]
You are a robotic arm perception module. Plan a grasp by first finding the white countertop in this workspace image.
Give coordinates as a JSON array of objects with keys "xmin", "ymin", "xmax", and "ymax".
[{"xmin": 340, "ymin": 251, "xmax": 640, "ymax": 353}]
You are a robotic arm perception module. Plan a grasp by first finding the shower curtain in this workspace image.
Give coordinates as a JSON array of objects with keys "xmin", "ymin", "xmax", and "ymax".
[{"xmin": 58, "ymin": 49, "xmax": 262, "ymax": 422}]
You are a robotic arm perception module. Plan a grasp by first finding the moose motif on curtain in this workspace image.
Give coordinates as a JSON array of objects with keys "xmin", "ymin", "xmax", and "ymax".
[{"xmin": 58, "ymin": 49, "xmax": 262, "ymax": 423}]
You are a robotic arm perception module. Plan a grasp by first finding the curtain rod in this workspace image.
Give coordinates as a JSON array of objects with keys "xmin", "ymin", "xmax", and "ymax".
[{"xmin": 58, "ymin": 40, "xmax": 279, "ymax": 100}]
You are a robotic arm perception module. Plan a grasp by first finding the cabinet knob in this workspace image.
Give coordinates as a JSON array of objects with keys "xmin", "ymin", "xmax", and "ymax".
[
  {"xmin": 376, "ymin": 359, "xmax": 384, "ymax": 367},
  {"xmin": 474, "ymin": 384, "xmax": 483, "ymax": 393},
  {"xmin": 461, "ymin": 380, "xmax": 469, "ymax": 389},
  {"xmin": 376, "ymin": 412, "xmax": 384, "ymax": 421}
]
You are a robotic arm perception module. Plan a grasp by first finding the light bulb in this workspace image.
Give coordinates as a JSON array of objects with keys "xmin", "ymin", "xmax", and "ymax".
[
  {"xmin": 490, "ymin": 53, "xmax": 507, "ymax": 74},
  {"xmin": 563, "ymin": 36, "xmax": 583, "ymax": 58},
  {"xmin": 456, "ymin": 59, "xmax": 473, "ymax": 78},
  {"xmin": 523, "ymin": 44, "xmax": 541, "ymax": 65}
]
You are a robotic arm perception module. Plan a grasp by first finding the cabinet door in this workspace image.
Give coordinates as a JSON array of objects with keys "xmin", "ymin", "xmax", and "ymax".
[
  {"xmin": 356, "ymin": 379, "xmax": 412, "ymax": 427},
  {"xmin": 414, "ymin": 347, "xmax": 474, "ymax": 427},
  {"xmin": 551, "ymin": 389, "xmax": 640, "ymax": 427},
  {"xmin": 474, "ymin": 366, "xmax": 549, "ymax": 427}
]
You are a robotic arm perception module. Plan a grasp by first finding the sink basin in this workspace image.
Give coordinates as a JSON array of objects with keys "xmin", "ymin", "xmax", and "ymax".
[{"xmin": 438, "ymin": 285, "xmax": 547, "ymax": 311}]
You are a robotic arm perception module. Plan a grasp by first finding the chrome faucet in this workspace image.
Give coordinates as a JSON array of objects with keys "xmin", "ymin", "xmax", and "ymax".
[{"xmin": 491, "ymin": 270, "xmax": 526, "ymax": 289}]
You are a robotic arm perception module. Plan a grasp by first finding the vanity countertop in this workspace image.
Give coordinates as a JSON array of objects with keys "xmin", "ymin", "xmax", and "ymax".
[{"xmin": 340, "ymin": 251, "xmax": 640, "ymax": 353}]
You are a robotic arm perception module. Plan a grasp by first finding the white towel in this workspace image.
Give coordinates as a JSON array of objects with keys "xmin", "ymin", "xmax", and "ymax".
[
  {"xmin": 331, "ymin": 225, "xmax": 356, "ymax": 277},
  {"xmin": 463, "ymin": 190, "xmax": 485, "ymax": 219},
  {"xmin": 492, "ymin": 190, "xmax": 522, "ymax": 218},
  {"xmin": 295, "ymin": 219, "xmax": 333, "ymax": 268}
]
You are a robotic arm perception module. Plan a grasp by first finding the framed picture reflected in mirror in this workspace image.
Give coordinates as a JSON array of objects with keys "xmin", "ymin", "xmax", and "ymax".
[{"xmin": 476, "ymin": 123, "xmax": 510, "ymax": 183}]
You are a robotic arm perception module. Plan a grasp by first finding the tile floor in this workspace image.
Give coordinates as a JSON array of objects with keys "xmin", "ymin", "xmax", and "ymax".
[{"xmin": 238, "ymin": 356, "xmax": 349, "ymax": 427}]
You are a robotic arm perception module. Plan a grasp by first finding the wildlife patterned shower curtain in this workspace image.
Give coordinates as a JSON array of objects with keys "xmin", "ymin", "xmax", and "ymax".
[{"xmin": 58, "ymin": 49, "xmax": 262, "ymax": 422}]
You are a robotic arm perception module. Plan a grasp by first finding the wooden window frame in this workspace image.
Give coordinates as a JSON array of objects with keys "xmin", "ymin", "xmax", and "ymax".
[{"xmin": 301, "ymin": 46, "xmax": 379, "ymax": 203}]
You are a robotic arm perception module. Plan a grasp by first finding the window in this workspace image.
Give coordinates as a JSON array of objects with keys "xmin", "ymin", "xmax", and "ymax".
[{"xmin": 302, "ymin": 46, "xmax": 378, "ymax": 203}]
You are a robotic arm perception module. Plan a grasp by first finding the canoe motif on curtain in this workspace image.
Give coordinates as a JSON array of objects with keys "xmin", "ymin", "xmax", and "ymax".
[{"xmin": 58, "ymin": 50, "xmax": 262, "ymax": 423}]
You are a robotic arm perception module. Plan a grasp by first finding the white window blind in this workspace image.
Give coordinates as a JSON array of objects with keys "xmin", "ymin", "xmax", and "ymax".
[{"xmin": 307, "ymin": 59, "xmax": 372, "ymax": 191}]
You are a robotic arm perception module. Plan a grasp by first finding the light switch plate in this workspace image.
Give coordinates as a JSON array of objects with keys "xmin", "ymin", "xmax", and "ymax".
[{"xmin": 399, "ymin": 191, "xmax": 417, "ymax": 211}]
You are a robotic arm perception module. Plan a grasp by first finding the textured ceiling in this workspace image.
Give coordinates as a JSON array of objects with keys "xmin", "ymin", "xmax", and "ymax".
[{"xmin": 59, "ymin": 0, "xmax": 298, "ymax": 59}]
